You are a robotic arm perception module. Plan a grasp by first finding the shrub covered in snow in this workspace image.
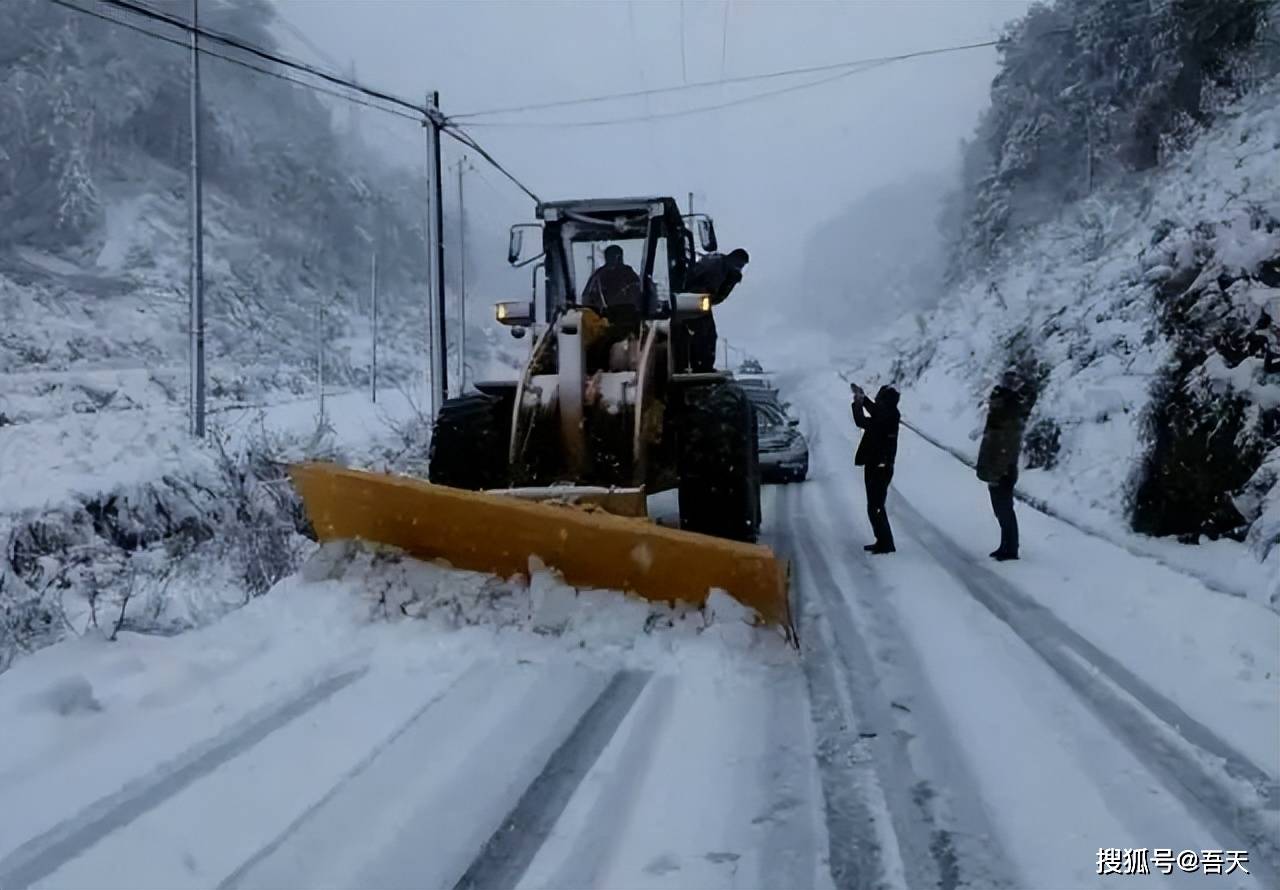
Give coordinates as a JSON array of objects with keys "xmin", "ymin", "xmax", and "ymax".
[{"xmin": 0, "ymin": 426, "xmax": 326, "ymax": 673}]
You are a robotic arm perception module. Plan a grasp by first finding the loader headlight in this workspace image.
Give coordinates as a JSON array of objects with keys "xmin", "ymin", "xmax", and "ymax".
[
  {"xmin": 496, "ymin": 300, "xmax": 535, "ymax": 326},
  {"xmin": 672, "ymin": 292, "xmax": 713, "ymax": 321}
]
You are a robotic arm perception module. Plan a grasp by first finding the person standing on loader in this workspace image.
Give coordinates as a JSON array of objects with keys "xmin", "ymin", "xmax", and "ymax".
[
  {"xmin": 680, "ymin": 247, "xmax": 749, "ymax": 372},
  {"xmin": 851, "ymin": 382, "xmax": 900, "ymax": 554},
  {"xmin": 976, "ymin": 374, "xmax": 1030, "ymax": 561}
]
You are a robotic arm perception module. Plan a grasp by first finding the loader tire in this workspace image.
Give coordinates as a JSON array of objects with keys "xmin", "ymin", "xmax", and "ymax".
[
  {"xmin": 428, "ymin": 393, "xmax": 512, "ymax": 490},
  {"xmin": 677, "ymin": 384, "xmax": 761, "ymax": 543}
]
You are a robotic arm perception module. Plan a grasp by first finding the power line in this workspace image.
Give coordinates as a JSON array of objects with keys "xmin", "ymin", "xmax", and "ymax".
[
  {"xmin": 679, "ymin": 0, "xmax": 687, "ymax": 84},
  {"xmin": 452, "ymin": 37, "xmax": 999, "ymax": 120},
  {"xmin": 272, "ymin": 8, "xmax": 344, "ymax": 72},
  {"xmin": 98, "ymin": 0, "xmax": 432, "ymax": 119},
  {"xmin": 720, "ymin": 0, "xmax": 730, "ymax": 80},
  {"xmin": 52, "ymin": 0, "xmax": 542, "ymax": 203},
  {"xmin": 462, "ymin": 60, "xmax": 892, "ymax": 129},
  {"xmin": 50, "ymin": 0, "xmax": 423, "ymax": 122},
  {"xmin": 442, "ymin": 124, "xmax": 541, "ymax": 204}
]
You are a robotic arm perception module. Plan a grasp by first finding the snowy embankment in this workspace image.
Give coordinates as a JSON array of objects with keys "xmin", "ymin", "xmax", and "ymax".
[
  {"xmin": 0, "ymin": 174, "xmax": 515, "ymax": 668},
  {"xmin": 0, "ymin": 546, "xmax": 820, "ymax": 890},
  {"xmin": 0, "ymin": 376, "xmax": 430, "ymax": 669},
  {"xmin": 0, "ymin": 244, "xmax": 432, "ymax": 642},
  {"xmin": 857, "ymin": 77, "xmax": 1280, "ymax": 609}
]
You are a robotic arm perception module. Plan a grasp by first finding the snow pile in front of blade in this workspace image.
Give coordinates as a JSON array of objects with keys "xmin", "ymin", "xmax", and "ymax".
[{"xmin": 295, "ymin": 541, "xmax": 793, "ymax": 666}]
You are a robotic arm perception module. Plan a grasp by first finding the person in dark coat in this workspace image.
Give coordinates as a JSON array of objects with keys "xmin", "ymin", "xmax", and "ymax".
[
  {"xmin": 679, "ymin": 248, "xmax": 749, "ymax": 372},
  {"xmin": 976, "ymin": 375, "xmax": 1029, "ymax": 561},
  {"xmin": 852, "ymin": 382, "xmax": 901, "ymax": 554},
  {"xmin": 581, "ymin": 245, "xmax": 641, "ymax": 312}
]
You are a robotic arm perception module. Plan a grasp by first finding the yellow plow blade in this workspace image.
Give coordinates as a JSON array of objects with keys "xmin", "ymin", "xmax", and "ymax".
[{"xmin": 289, "ymin": 462, "xmax": 793, "ymax": 640}]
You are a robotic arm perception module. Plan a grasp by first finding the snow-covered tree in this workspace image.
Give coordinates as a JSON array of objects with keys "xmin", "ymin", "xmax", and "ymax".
[{"xmin": 944, "ymin": 0, "xmax": 1277, "ymax": 278}]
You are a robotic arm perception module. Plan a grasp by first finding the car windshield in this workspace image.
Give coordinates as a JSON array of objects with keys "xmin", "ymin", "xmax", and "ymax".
[{"xmin": 756, "ymin": 403, "xmax": 787, "ymax": 430}]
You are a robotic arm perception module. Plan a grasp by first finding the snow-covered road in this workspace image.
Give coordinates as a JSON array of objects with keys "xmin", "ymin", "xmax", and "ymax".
[
  {"xmin": 775, "ymin": 372, "xmax": 1278, "ymax": 889},
  {"xmin": 0, "ymin": 568, "xmax": 829, "ymax": 890},
  {"xmin": 1, "ymin": 370, "xmax": 1276, "ymax": 890}
]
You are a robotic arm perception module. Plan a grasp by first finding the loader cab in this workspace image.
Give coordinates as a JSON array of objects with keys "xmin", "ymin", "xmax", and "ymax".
[{"xmin": 508, "ymin": 197, "xmax": 704, "ymax": 326}]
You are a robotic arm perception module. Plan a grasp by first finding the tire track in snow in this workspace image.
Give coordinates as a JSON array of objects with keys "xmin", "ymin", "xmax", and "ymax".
[
  {"xmin": 757, "ymin": 663, "xmax": 830, "ymax": 890},
  {"xmin": 782, "ymin": 484, "xmax": 1013, "ymax": 890},
  {"xmin": 0, "ymin": 666, "xmax": 367, "ymax": 890},
  {"xmin": 218, "ymin": 662, "xmax": 482, "ymax": 890},
  {"xmin": 772, "ymin": 492, "xmax": 900, "ymax": 890},
  {"xmin": 533, "ymin": 675, "xmax": 676, "ymax": 889},
  {"xmin": 453, "ymin": 669, "xmax": 651, "ymax": 890},
  {"xmin": 816, "ymin": 387, "xmax": 1276, "ymax": 790},
  {"xmin": 889, "ymin": 493, "xmax": 1280, "ymax": 885}
]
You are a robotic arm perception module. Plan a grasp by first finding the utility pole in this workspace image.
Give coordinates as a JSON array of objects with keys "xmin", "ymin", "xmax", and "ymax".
[
  {"xmin": 688, "ymin": 191, "xmax": 694, "ymax": 216},
  {"xmin": 1085, "ymin": 114, "xmax": 1094, "ymax": 196},
  {"xmin": 317, "ymin": 295, "xmax": 329, "ymax": 424},
  {"xmin": 454, "ymin": 154, "xmax": 474, "ymax": 391},
  {"xmin": 370, "ymin": 250, "xmax": 378, "ymax": 403},
  {"xmin": 188, "ymin": 0, "xmax": 205, "ymax": 438},
  {"xmin": 427, "ymin": 91, "xmax": 449, "ymax": 405}
]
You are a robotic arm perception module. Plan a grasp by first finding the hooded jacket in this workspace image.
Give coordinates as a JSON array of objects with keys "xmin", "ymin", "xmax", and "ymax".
[
  {"xmin": 976, "ymin": 384, "xmax": 1027, "ymax": 483},
  {"xmin": 853, "ymin": 386, "xmax": 900, "ymax": 469},
  {"xmin": 684, "ymin": 253, "xmax": 744, "ymax": 306}
]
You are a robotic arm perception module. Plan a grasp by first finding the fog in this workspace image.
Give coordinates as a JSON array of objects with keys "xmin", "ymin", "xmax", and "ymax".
[{"xmin": 272, "ymin": 0, "xmax": 1030, "ymax": 354}]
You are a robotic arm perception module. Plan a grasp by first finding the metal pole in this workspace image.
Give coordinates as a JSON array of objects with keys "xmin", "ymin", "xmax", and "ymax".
[
  {"xmin": 370, "ymin": 250, "xmax": 378, "ymax": 403},
  {"xmin": 188, "ymin": 0, "xmax": 205, "ymax": 438},
  {"xmin": 457, "ymin": 155, "xmax": 467, "ymax": 391},
  {"xmin": 428, "ymin": 91, "xmax": 449, "ymax": 404},
  {"xmin": 688, "ymin": 191, "xmax": 693, "ymax": 215},
  {"xmin": 317, "ymin": 297, "xmax": 326, "ymax": 421},
  {"xmin": 1086, "ymin": 114, "xmax": 1094, "ymax": 196},
  {"xmin": 421, "ymin": 120, "xmax": 437, "ymax": 419}
]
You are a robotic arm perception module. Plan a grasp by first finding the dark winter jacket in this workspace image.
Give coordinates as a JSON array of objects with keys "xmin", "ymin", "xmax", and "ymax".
[
  {"xmin": 684, "ymin": 253, "xmax": 743, "ymax": 306},
  {"xmin": 853, "ymin": 386, "xmax": 900, "ymax": 469},
  {"xmin": 581, "ymin": 262, "xmax": 642, "ymax": 311},
  {"xmin": 976, "ymin": 385, "xmax": 1027, "ymax": 483}
]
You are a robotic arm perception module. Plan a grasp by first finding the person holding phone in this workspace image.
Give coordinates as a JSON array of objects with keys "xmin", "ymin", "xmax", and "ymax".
[{"xmin": 851, "ymin": 382, "xmax": 901, "ymax": 554}]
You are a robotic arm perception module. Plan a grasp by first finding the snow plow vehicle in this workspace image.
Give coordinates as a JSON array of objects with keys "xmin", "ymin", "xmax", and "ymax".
[{"xmin": 291, "ymin": 197, "xmax": 793, "ymax": 638}]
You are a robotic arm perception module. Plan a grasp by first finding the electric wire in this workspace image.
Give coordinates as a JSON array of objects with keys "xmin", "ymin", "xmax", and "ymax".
[
  {"xmin": 51, "ymin": 0, "xmax": 542, "ymax": 201},
  {"xmin": 99, "ymin": 0, "xmax": 430, "ymax": 118},
  {"xmin": 679, "ymin": 0, "xmax": 687, "ymax": 84},
  {"xmin": 441, "ymin": 124, "xmax": 541, "ymax": 203},
  {"xmin": 461, "ymin": 60, "xmax": 892, "ymax": 129},
  {"xmin": 52, "ymin": 0, "xmax": 995, "ymax": 206},
  {"xmin": 451, "ymin": 37, "xmax": 999, "ymax": 119},
  {"xmin": 719, "ymin": 0, "xmax": 730, "ymax": 80},
  {"xmin": 49, "ymin": 0, "xmax": 425, "ymax": 122}
]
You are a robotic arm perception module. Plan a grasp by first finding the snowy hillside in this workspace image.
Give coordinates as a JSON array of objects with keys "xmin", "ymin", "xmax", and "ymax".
[
  {"xmin": 0, "ymin": 0, "xmax": 520, "ymax": 671},
  {"xmin": 857, "ymin": 72, "xmax": 1280, "ymax": 608}
]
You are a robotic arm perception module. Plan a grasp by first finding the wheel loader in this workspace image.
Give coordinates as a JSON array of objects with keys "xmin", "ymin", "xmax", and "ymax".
[{"xmin": 290, "ymin": 197, "xmax": 792, "ymax": 638}]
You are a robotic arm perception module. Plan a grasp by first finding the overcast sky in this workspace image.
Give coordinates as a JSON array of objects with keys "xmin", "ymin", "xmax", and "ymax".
[{"xmin": 272, "ymin": 0, "xmax": 1030, "ymax": 350}]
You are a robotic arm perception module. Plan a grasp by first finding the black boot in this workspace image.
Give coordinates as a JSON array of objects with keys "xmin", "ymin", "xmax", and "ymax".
[
  {"xmin": 991, "ymin": 549, "xmax": 1018, "ymax": 561},
  {"xmin": 869, "ymin": 542, "xmax": 896, "ymax": 555}
]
